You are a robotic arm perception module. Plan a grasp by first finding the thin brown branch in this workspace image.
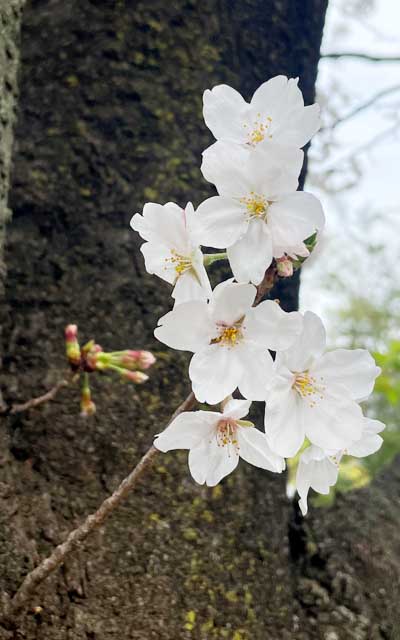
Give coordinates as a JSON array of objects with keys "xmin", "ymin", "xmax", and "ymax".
[
  {"xmin": 6, "ymin": 378, "xmax": 71, "ymax": 415},
  {"xmin": 1, "ymin": 391, "xmax": 196, "ymax": 622},
  {"xmin": 322, "ymin": 52, "xmax": 400, "ymax": 63},
  {"xmin": 254, "ymin": 266, "xmax": 277, "ymax": 306}
]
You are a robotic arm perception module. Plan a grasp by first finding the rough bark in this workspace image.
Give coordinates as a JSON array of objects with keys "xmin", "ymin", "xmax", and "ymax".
[
  {"xmin": 8, "ymin": 1, "xmax": 400, "ymax": 638},
  {"xmin": 0, "ymin": 0, "xmax": 25, "ymax": 289}
]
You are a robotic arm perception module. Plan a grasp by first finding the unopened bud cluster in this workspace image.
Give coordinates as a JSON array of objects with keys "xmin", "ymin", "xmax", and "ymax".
[{"xmin": 64, "ymin": 325, "xmax": 156, "ymax": 416}]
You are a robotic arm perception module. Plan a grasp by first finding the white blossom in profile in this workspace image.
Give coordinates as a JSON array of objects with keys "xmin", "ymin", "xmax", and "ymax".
[
  {"xmin": 154, "ymin": 398, "xmax": 285, "ymax": 486},
  {"xmin": 130, "ymin": 202, "xmax": 211, "ymax": 304},
  {"xmin": 264, "ymin": 311, "xmax": 381, "ymax": 457},
  {"xmin": 154, "ymin": 279, "xmax": 302, "ymax": 405},
  {"xmin": 295, "ymin": 418, "xmax": 385, "ymax": 515}
]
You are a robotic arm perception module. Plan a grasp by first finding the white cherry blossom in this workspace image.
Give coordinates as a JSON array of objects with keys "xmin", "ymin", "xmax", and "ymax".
[
  {"xmin": 264, "ymin": 311, "xmax": 381, "ymax": 457},
  {"xmin": 203, "ymin": 75, "xmax": 320, "ymax": 154},
  {"xmin": 154, "ymin": 398, "xmax": 285, "ymax": 486},
  {"xmin": 296, "ymin": 418, "xmax": 385, "ymax": 515},
  {"xmin": 130, "ymin": 202, "xmax": 211, "ymax": 304},
  {"xmin": 195, "ymin": 143, "xmax": 324, "ymax": 284},
  {"xmin": 154, "ymin": 279, "xmax": 302, "ymax": 404}
]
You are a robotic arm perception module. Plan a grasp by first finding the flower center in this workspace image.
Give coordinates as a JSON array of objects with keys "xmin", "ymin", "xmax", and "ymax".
[
  {"xmin": 244, "ymin": 113, "xmax": 273, "ymax": 146},
  {"xmin": 216, "ymin": 418, "xmax": 239, "ymax": 452},
  {"xmin": 240, "ymin": 193, "xmax": 269, "ymax": 220},
  {"xmin": 292, "ymin": 371, "xmax": 326, "ymax": 408},
  {"xmin": 211, "ymin": 321, "xmax": 243, "ymax": 347},
  {"xmin": 165, "ymin": 249, "xmax": 192, "ymax": 277}
]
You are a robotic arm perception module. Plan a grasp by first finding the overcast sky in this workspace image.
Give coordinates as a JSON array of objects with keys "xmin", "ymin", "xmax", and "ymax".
[{"xmin": 300, "ymin": 0, "xmax": 400, "ymax": 336}]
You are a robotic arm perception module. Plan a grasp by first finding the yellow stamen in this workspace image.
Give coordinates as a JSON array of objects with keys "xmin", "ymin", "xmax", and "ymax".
[
  {"xmin": 165, "ymin": 249, "xmax": 192, "ymax": 277},
  {"xmin": 293, "ymin": 371, "xmax": 326, "ymax": 408},
  {"xmin": 216, "ymin": 418, "xmax": 240, "ymax": 453},
  {"xmin": 211, "ymin": 324, "xmax": 242, "ymax": 347},
  {"xmin": 246, "ymin": 115, "xmax": 273, "ymax": 146},
  {"xmin": 240, "ymin": 192, "xmax": 269, "ymax": 220}
]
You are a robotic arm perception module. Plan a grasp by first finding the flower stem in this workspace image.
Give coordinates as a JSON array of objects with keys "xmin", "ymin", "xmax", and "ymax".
[
  {"xmin": 203, "ymin": 252, "xmax": 227, "ymax": 267},
  {"xmin": 1, "ymin": 391, "xmax": 196, "ymax": 622}
]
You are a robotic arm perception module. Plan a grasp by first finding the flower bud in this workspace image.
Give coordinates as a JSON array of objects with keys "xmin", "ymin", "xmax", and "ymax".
[
  {"xmin": 65, "ymin": 324, "xmax": 81, "ymax": 368},
  {"xmin": 276, "ymin": 256, "xmax": 294, "ymax": 278},
  {"xmin": 119, "ymin": 350, "xmax": 156, "ymax": 370},
  {"xmin": 122, "ymin": 370, "xmax": 149, "ymax": 384},
  {"xmin": 80, "ymin": 386, "xmax": 96, "ymax": 417}
]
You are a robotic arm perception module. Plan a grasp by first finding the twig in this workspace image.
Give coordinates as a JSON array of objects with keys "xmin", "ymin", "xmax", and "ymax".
[
  {"xmin": 327, "ymin": 85, "xmax": 400, "ymax": 130},
  {"xmin": 321, "ymin": 52, "xmax": 400, "ymax": 63},
  {"xmin": 5, "ymin": 378, "xmax": 71, "ymax": 415},
  {"xmin": 254, "ymin": 266, "xmax": 277, "ymax": 306},
  {"xmin": 1, "ymin": 391, "xmax": 196, "ymax": 622}
]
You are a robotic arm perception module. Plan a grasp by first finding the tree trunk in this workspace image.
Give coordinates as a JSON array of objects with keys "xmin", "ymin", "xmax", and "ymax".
[
  {"xmin": 0, "ymin": 0, "xmax": 25, "ymax": 290},
  {"xmin": 10, "ymin": 1, "xmax": 400, "ymax": 638}
]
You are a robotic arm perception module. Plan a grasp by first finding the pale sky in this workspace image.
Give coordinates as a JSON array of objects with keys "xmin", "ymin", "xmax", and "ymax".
[{"xmin": 300, "ymin": 0, "xmax": 400, "ymax": 337}]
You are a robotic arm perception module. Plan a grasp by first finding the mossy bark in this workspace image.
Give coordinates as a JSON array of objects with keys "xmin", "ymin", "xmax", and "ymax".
[
  {"xmin": 0, "ymin": 0, "xmax": 25, "ymax": 290},
  {"xmin": 5, "ymin": 1, "xmax": 398, "ymax": 638}
]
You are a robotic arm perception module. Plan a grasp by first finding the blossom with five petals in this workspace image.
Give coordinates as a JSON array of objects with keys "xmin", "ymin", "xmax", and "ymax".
[
  {"xmin": 264, "ymin": 311, "xmax": 381, "ymax": 457},
  {"xmin": 202, "ymin": 76, "xmax": 320, "ymax": 155},
  {"xmin": 295, "ymin": 417, "xmax": 385, "ymax": 515},
  {"xmin": 154, "ymin": 279, "xmax": 302, "ymax": 404},
  {"xmin": 154, "ymin": 398, "xmax": 285, "ymax": 486},
  {"xmin": 130, "ymin": 202, "xmax": 212, "ymax": 304},
  {"xmin": 195, "ymin": 143, "xmax": 324, "ymax": 284}
]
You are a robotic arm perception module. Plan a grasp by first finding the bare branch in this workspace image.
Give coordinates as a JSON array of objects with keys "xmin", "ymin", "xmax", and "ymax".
[
  {"xmin": 324, "ymin": 85, "xmax": 400, "ymax": 131},
  {"xmin": 322, "ymin": 52, "xmax": 400, "ymax": 63},
  {"xmin": 1, "ymin": 390, "xmax": 196, "ymax": 622},
  {"xmin": 2, "ymin": 377, "xmax": 71, "ymax": 415}
]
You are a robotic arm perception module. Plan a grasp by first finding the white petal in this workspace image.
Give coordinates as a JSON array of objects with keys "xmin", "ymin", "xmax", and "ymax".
[
  {"xmin": 227, "ymin": 220, "xmax": 273, "ymax": 285},
  {"xmin": 275, "ymin": 103, "xmax": 321, "ymax": 148},
  {"xmin": 154, "ymin": 301, "xmax": 213, "ymax": 352},
  {"xmin": 201, "ymin": 141, "xmax": 300, "ymax": 199},
  {"xmin": 250, "ymin": 76, "xmax": 292, "ymax": 119},
  {"xmin": 313, "ymin": 349, "xmax": 381, "ymax": 402},
  {"xmin": 223, "ymin": 398, "xmax": 252, "ymax": 420},
  {"xmin": 303, "ymin": 386, "xmax": 364, "ymax": 451},
  {"xmin": 189, "ymin": 344, "xmax": 243, "ymax": 405},
  {"xmin": 131, "ymin": 202, "xmax": 188, "ymax": 250},
  {"xmin": 203, "ymin": 84, "xmax": 249, "ymax": 144},
  {"xmin": 346, "ymin": 418, "xmax": 385, "ymax": 457},
  {"xmin": 172, "ymin": 270, "xmax": 209, "ymax": 304},
  {"xmin": 236, "ymin": 343, "xmax": 274, "ymax": 401},
  {"xmin": 194, "ymin": 196, "xmax": 248, "ymax": 248},
  {"xmin": 238, "ymin": 427, "xmax": 285, "ymax": 472},
  {"xmin": 210, "ymin": 280, "xmax": 256, "ymax": 326},
  {"xmin": 246, "ymin": 301, "xmax": 303, "ymax": 350},
  {"xmin": 269, "ymin": 192, "xmax": 325, "ymax": 248},
  {"xmin": 140, "ymin": 242, "xmax": 176, "ymax": 284},
  {"xmin": 296, "ymin": 446, "xmax": 338, "ymax": 516},
  {"xmin": 154, "ymin": 411, "xmax": 218, "ymax": 451},
  {"xmin": 188, "ymin": 438, "xmax": 239, "ymax": 486},
  {"xmin": 282, "ymin": 311, "xmax": 326, "ymax": 372},
  {"xmin": 265, "ymin": 384, "xmax": 305, "ymax": 457},
  {"xmin": 201, "ymin": 142, "xmax": 254, "ymax": 195}
]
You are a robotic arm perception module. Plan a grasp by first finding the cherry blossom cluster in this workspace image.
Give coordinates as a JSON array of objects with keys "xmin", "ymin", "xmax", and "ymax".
[{"xmin": 130, "ymin": 76, "xmax": 384, "ymax": 515}]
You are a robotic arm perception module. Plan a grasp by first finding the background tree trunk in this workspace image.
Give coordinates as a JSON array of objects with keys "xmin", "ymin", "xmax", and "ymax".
[
  {"xmin": 0, "ymin": 0, "xmax": 25, "ymax": 290},
  {"xmin": 5, "ymin": 1, "xmax": 398, "ymax": 638}
]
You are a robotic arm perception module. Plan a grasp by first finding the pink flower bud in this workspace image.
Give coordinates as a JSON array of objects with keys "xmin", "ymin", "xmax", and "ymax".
[
  {"xmin": 65, "ymin": 324, "xmax": 78, "ymax": 342},
  {"xmin": 65, "ymin": 324, "xmax": 81, "ymax": 367},
  {"xmin": 276, "ymin": 256, "xmax": 294, "ymax": 278},
  {"xmin": 80, "ymin": 386, "xmax": 96, "ymax": 417},
  {"xmin": 122, "ymin": 350, "xmax": 156, "ymax": 370},
  {"xmin": 123, "ymin": 370, "xmax": 149, "ymax": 384}
]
